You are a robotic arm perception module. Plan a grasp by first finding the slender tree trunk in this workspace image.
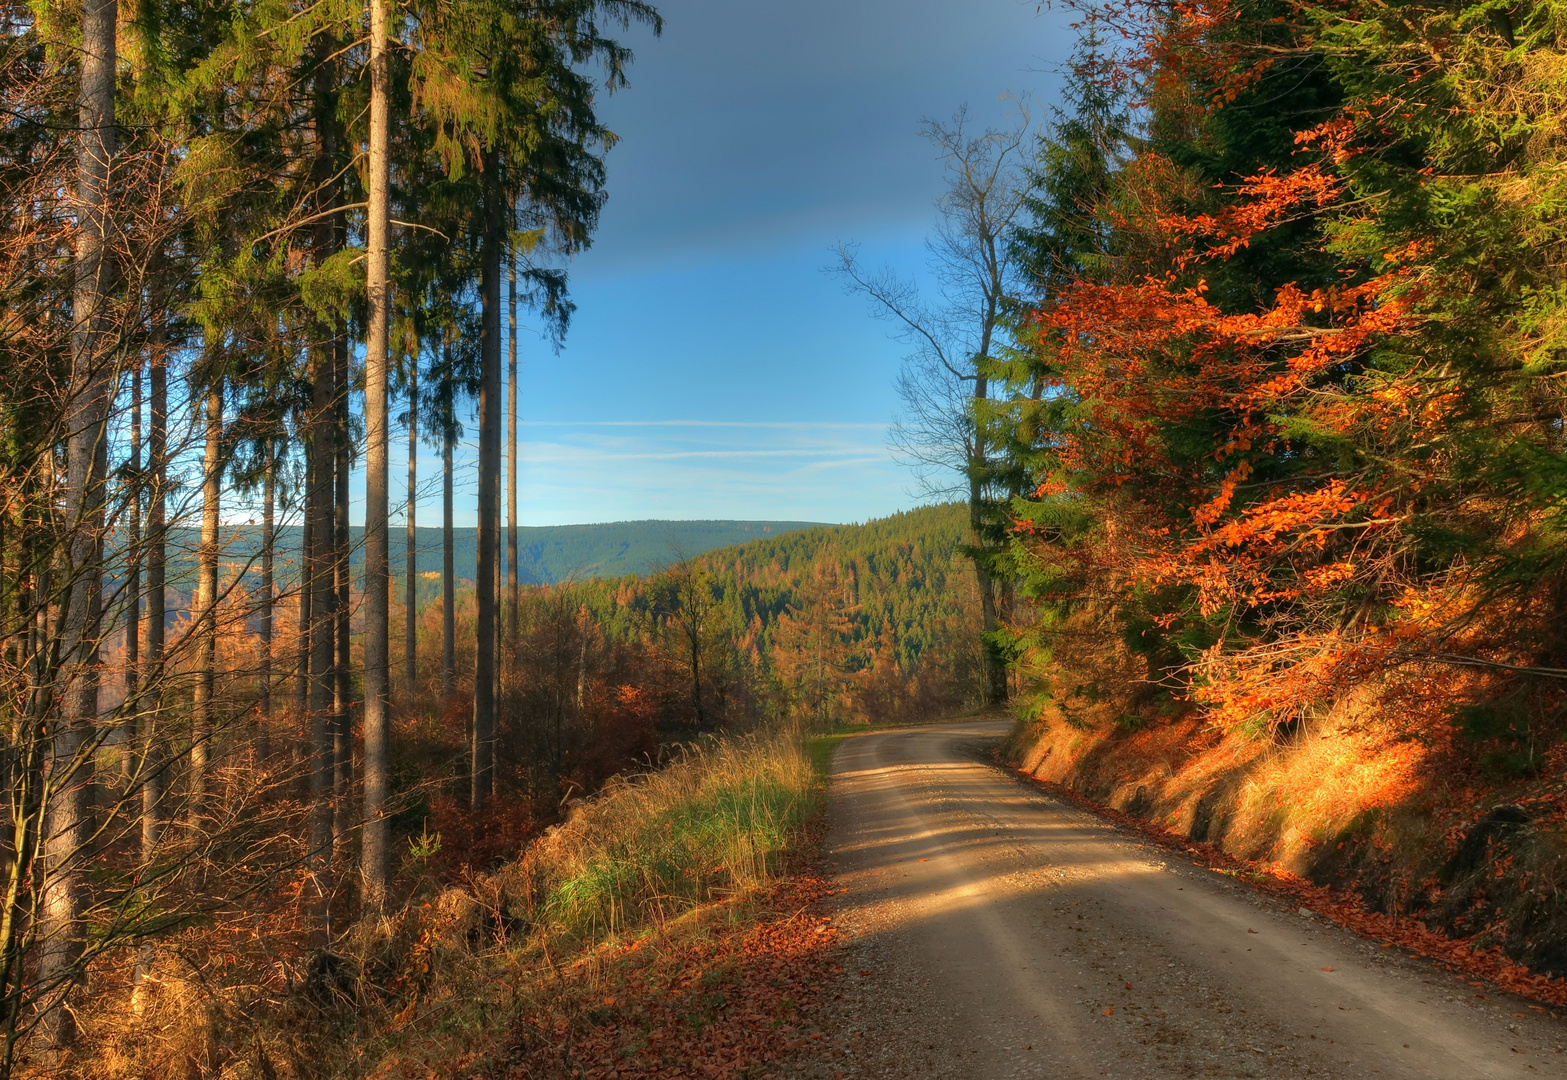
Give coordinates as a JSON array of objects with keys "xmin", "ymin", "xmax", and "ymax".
[
  {"xmin": 307, "ymin": 350, "xmax": 337, "ymax": 937},
  {"xmin": 441, "ymin": 392, "xmax": 454, "ymax": 705},
  {"xmin": 258, "ymin": 440, "xmax": 274, "ymax": 760},
  {"xmin": 471, "ymin": 176, "xmax": 502, "ymax": 809},
  {"xmin": 506, "ymin": 259, "xmax": 518, "ymax": 646},
  {"xmin": 41, "ymin": 0, "xmax": 116, "ymax": 1040},
  {"xmin": 295, "ymin": 474, "xmax": 311, "ymax": 724},
  {"xmin": 141, "ymin": 338, "xmax": 165, "ymax": 862},
  {"xmin": 131, "ymin": 341, "xmax": 164, "ymax": 1012},
  {"xmin": 307, "ymin": 51, "xmax": 340, "ymax": 939},
  {"xmin": 361, "ymin": 0, "xmax": 392, "ymax": 906},
  {"xmin": 124, "ymin": 365, "xmax": 140, "ymax": 771},
  {"xmin": 333, "ymin": 334, "xmax": 350, "ymax": 850},
  {"xmin": 575, "ymin": 604, "xmax": 587, "ymax": 713},
  {"xmin": 404, "ymin": 361, "xmax": 418, "ymax": 704},
  {"xmin": 190, "ymin": 374, "xmax": 222, "ymax": 815}
]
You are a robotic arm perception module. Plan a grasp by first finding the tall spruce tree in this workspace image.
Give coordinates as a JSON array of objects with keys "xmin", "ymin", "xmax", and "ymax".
[{"xmin": 405, "ymin": 0, "xmax": 660, "ymax": 805}]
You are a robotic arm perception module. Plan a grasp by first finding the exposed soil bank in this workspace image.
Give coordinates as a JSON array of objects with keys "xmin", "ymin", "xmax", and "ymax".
[{"xmin": 1003, "ymin": 710, "xmax": 1567, "ymax": 982}]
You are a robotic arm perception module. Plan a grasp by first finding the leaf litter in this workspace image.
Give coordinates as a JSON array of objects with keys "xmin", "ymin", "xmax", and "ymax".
[{"xmin": 487, "ymin": 860, "xmax": 841, "ymax": 1079}]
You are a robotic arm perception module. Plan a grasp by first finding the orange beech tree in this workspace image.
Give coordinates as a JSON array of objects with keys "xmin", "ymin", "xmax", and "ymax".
[{"xmin": 1005, "ymin": 0, "xmax": 1567, "ymax": 757}]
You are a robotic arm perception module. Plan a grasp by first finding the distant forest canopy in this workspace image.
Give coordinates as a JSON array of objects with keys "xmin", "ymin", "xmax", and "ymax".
[
  {"xmin": 143, "ymin": 518, "xmax": 827, "ymax": 594},
  {"xmin": 569, "ymin": 501, "xmax": 981, "ymax": 710}
]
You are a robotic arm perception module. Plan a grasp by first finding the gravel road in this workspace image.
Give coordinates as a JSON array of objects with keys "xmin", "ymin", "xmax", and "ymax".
[{"xmin": 795, "ymin": 719, "xmax": 1567, "ymax": 1080}]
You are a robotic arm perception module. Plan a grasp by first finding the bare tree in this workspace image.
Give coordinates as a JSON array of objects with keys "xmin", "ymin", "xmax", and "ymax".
[
  {"xmin": 833, "ymin": 102, "xmax": 1036, "ymax": 707},
  {"xmin": 38, "ymin": 0, "xmax": 118, "ymax": 1043}
]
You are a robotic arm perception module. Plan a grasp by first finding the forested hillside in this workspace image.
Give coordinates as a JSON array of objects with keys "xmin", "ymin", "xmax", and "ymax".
[
  {"xmin": 984, "ymin": 0, "xmax": 1567, "ymax": 977},
  {"xmin": 575, "ymin": 501, "xmax": 980, "ymax": 727},
  {"xmin": 393, "ymin": 502, "xmax": 980, "ymax": 847}
]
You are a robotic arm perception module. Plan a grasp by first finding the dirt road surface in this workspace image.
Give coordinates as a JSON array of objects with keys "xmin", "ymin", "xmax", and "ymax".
[{"xmin": 799, "ymin": 719, "xmax": 1567, "ymax": 1079}]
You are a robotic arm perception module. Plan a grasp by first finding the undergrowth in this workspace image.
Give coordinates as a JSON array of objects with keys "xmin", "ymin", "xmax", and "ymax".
[{"xmin": 44, "ymin": 729, "xmax": 826, "ymax": 1080}]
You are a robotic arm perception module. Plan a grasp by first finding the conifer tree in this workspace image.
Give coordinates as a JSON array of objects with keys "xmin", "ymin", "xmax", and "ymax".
[
  {"xmin": 361, "ymin": 0, "xmax": 394, "ymax": 907},
  {"xmin": 404, "ymin": 0, "xmax": 660, "ymax": 804}
]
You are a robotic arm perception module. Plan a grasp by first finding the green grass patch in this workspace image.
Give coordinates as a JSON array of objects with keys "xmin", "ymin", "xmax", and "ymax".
[
  {"xmin": 524, "ymin": 732, "xmax": 818, "ymax": 943},
  {"xmin": 806, "ymin": 733, "xmax": 848, "ymax": 780}
]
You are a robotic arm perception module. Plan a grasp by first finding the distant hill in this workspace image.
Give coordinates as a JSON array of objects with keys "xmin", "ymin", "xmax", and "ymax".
[
  {"xmin": 158, "ymin": 519, "xmax": 829, "ymax": 591},
  {"xmin": 479, "ymin": 519, "xmax": 828, "ymax": 583}
]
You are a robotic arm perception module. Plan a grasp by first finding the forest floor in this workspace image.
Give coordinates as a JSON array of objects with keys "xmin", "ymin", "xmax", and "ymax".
[{"xmin": 788, "ymin": 718, "xmax": 1567, "ymax": 1079}]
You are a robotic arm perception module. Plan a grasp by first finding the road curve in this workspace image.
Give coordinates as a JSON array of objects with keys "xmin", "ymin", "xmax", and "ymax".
[{"xmin": 806, "ymin": 719, "xmax": 1567, "ymax": 1079}]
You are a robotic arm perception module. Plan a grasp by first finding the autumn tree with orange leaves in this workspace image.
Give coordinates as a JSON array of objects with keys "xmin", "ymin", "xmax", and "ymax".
[{"xmin": 1004, "ymin": 0, "xmax": 1567, "ymax": 761}]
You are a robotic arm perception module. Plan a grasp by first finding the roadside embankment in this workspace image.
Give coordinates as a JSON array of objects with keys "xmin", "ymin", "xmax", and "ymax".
[
  {"xmin": 363, "ymin": 729, "xmax": 841, "ymax": 1079},
  {"xmin": 1003, "ymin": 710, "xmax": 1567, "ymax": 991},
  {"xmin": 72, "ymin": 731, "xmax": 841, "ymax": 1080}
]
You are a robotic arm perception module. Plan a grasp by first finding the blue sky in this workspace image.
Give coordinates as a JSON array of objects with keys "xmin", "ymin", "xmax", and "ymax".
[{"xmin": 392, "ymin": 0, "xmax": 1077, "ymax": 527}]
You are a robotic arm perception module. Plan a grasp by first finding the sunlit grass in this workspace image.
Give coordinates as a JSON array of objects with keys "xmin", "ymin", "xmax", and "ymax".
[{"xmin": 523, "ymin": 731, "xmax": 820, "ymax": 943}]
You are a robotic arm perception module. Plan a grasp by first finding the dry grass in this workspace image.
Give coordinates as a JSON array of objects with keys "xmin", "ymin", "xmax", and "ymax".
[
  {"xmin": 1007, "ymin": 701, "xmax": 1433, "ymax": 873},
  {"xmin": 514, "ymin": 731, "xmax": 818, "ymax": 943},
  {"xmin": 31, "ymin": 730, "xmax": 820, "ymax": 1080}
]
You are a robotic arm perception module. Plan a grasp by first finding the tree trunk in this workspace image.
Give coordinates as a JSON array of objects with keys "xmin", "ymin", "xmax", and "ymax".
[
  {"xmin": 575, "ymin": 604, "xmax": 588, "ymax": 713},
  {"xmin": 142, "ymin": 339, "xmax": 166, "ymax": 855},
  {"xmin": 404, "ymin": 357, "xmax": 418, "ymax": 704},
  {"xmin": 295, "ymin": 472, "xmax": 311, "ymax": 724},
  {"xmin": 507, "ymin": 258, "xmax": 519, "ymax": 646},
  {"xmin": 361, "ymin": 0, "xmax": 392, "ymax": 907},
  {"xmin": 308, "ymin": 348, "xmax": 338, "ymax": 936},
  {"xmin": 441, "ymin": 386, "xmax": 454, "ymax": 706},
  {"xmin": 41, "ymin": 0, "xmax": 116, "ymax": 1040},
  {"xmin": 131, "ymin": 341, "xmax": 163, "ymax": 1012},
  {"xmin": 258, "ymin": 439, "xmax": 274, "ymax": 760},
  {"xmin": 471, "ymin": 174, "xmax": 502, "ymax": 809},
  {"xmin": 190, "ymin": 373, "xmax": 222, "ymax": 815},
  {"xmin": 959, "ymin": 369, "xmax": 1009, "ymax": 708},
  {"xmin": 307, "ymin": 49, "xmax": 339, "ymax": 939},
  {"xmin": 124, "ymin": 365, "xmax": 140, "ymax": 777},
  {"xmin": 332, "ymin": 332, "xmax": 351, "ymax": 850}
]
